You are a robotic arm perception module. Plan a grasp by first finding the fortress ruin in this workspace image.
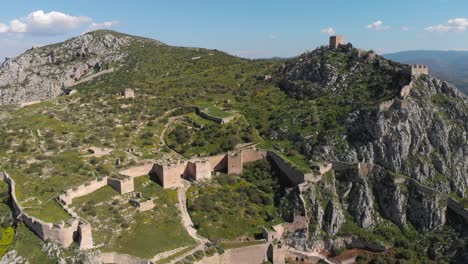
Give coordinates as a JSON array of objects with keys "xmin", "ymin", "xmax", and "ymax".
[
  {"xmin": 410, "ymin": 64, "xmax": 429, "ymax": 77},
  {"xmin": 151, "ymin": 147, "xmax": 313, "ymax": 189},
  {"xmin": 329, "ymin": 35, "xmax": 345, "ymax": 49}
]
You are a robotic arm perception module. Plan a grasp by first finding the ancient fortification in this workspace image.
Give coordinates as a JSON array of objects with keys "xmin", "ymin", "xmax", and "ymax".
[
  {"xmin": 195, "ymin": 106, "xmax": 238, "ymax": 124},
  {"xmin": 379, "ymin": 63, "xmax": 429, "ymax": 111},
  {"xmin": 151, "ymin": 147, "xmax": 313, "ymax": 189},
  {"xmin": 329, "ymin": 35, "xmax": 345, "ymax": 49}
]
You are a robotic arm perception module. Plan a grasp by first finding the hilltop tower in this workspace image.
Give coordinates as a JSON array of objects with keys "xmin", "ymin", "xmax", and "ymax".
[
  {"xmin": 410, "ymin": 64, "xmax": 429, "ymax": 78},
  {"xmin": 329, "ymin": 35, "xmax": 345, "ymax": 49}
]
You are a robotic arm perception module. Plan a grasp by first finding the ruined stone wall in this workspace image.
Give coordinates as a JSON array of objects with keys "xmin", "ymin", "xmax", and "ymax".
[
  {"xmin": 267, "ymin": 151, "xmax": 309, "ymax": 186},
  {"xmin": 107, "ymin": 177, "xmax": 134, "ymax": 194},
  {"xmin": 447, "ymin": 198, "xmax": 468, "ymax": 223},
  {"xmin": 227, "ymin": 152, "xmax": 243, "ymax": 174},
  {"xmin": 1, "ymin": 171, "xmax": 79, "ymax": 248},
  {"xmin": 205, "ymin": 154, "xmax": 227, "ymax": 171},
  {"xmin": 151, "ymin": 162, "xmax": 186, "ymax": 188},
  {"xmin": 400, "ymin": 80, "xmax": 414, "ymax": 98},
  {"xmin": 330, "ymin": 161, "xmax": 354, "ymax": 171},
  {"xmin": 411, "ymin": 64, "xmax": 429, "ymax": 78},
  {"xmin": 78, "ymin": 221, "xmax": 93, "ymax": 249},
  {"xmin": 329, "ymin": 35, "xmax": 345, "ymax": 49},
  {"xmin": 192, "ymin": 160, "xmax": 212, "ymax": 180},
  {"xmin": 195, "ymin": 107, "xmax": 224, "ymax": 124},
  {"xmin": 319, "ymin": 163, "xmax": 333, "ymax": 175},
  {"xmin": 59, "ymin": 177, "xmax": 109, "ymax": 205},
  {"xmin": 241, "ymin": 148, "xmax": 267, "ymax": 163}
]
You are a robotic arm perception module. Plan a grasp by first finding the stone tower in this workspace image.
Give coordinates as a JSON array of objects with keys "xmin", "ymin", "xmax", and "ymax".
[{"xmin": 329, "ymin": 35, "xmax": 345, "ymax": 49}]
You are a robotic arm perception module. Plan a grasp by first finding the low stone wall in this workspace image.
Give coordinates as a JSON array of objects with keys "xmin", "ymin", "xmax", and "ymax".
[
  {"xmin": 130, "ymin": 198, "xmax": 155, "ymax": 212},
  {"xmin": 330, "ymin": 161, "xmax": 354, "ymax": 172},
  {"xmin": 99, "ymin": 252, "xmax": 151, "ymax": 264}
]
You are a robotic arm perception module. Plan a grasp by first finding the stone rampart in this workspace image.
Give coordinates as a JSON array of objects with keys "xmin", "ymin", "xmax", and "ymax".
[
  {"xmin": 227, "ymin": 152, "xmax": 243, "ymax": 174},
  {"xmin": 266, "ymin": 151, "xmax": 311, "ymax": 186},
  {"xmin": 447, "ymin": 198, "xmax": 468, "ymax": 223},
  {"xmin": 205, "ymin": 154, "xmax": 227, "ymax": 171},
  {"xmin": 379, "ymin": 99, "xmax": 395, "ymax": 111},
  {"xmin": 59, "ymin": 177, "xmax": 109, "ymax": 205},
  {"xmin": 410, "ymin": 64, "xmax": 428, "ymax": 78},
  {"xmin": 187, "ymin": 159, "xmax": 212, "ymax": 180},
  {"xmin": 1, "ymin": 172, "xmax": 81, "ymax": 247},
  {"xmin": 400, "ymin": 80, "xmax": 414, "ymax": 98},
  {"xmin": 78, "ymin": 221, "xmax": 93, "ymax": 249},
  {"xmin": 107, "ymin": 177, "xmax": 134, "ymax": 194},
  {"xmin": 330, "ymin": 161, "xmax": 354, "ymax": 171},
  {"xmin": 151, "ymin": 162, "xmax": 186, "ymax": 188},
  {"xmin": 242, "ymin": 148, "xmax": 267, "ymax": 163},
  {"xmin": 153, "ymin": 148, "xmax": 313, "ymax": 188}
]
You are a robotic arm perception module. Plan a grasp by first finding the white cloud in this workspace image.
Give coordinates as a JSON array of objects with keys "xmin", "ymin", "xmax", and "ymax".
[
  {"xmin": 321, "ymin": 27, "xmax": 336, "ymax": 35},
  {"xmin": 401, "ymin": 26, "xmax": 409, "ymax": 31},
  {"xmin": 0, "ymin": 10, "xmax": 118, "ymax": 35},
  {"xmin": 268, "ymin": 33, "xmax": 278, "ymax": 40},
  {"xmin": 0, "ymin": 23, "xmax": 8, "ymax": 33},
  {"xmin": 366, "ymin": 20, "xmax": 390, "ymax": 31},
  {"xmin": 425, "ymin": 18, "xmax": 468, "ymax": 32},
  {"xmin": 9, "ymin": 19, "xmax": 27, "ymax": 33}
]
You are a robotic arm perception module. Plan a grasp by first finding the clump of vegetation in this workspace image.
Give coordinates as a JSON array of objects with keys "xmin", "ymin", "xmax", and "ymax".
[
  {"xmin": 166, "ymin": 116, "xmax": 257, "ymax": 158},
  {"xmin": 187, "ymin": 159, "xmax": 283, "ymax": 240}
]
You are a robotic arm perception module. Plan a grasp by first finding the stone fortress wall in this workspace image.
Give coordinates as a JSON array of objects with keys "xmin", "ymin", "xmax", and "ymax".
[
  {"xmin": 195, "ymin": 106, "xmax": 238, "ymax": 124},
  {"xmin": 58, "ymin": 176, "xmax": 134, "ymax": 206},
  {"xmin": 0, "ymin": 170, "xmax": 138, "ymax": 249},
  {"xmin": 151, "ymin": 147, "xmax": 313, "ymax": 189},
  {"xmin": 0, "ymin": 171, "xmax": 90, "ymax": 249},
  {"xmin": 329, "ymin": 35, "xmax": 345, "ymax": 49},
  {"xmin": 379, "ymin": 63, "xmax": 429, "ymax": 111}
]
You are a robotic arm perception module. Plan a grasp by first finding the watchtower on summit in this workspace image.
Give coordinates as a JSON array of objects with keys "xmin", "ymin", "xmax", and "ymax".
[{"xmin": 329, "ymin": 35, "xmax": 345, "ymax": 49}]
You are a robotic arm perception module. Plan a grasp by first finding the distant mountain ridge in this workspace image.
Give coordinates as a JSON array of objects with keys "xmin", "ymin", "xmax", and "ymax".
[{"xmin": 384, "ymin": 50, "xmax": 468, "ymax": 94}]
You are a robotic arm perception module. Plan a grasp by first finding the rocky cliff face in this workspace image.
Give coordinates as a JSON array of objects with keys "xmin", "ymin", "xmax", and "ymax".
[
  {"xmin": 0, "ymin": 31, "xmax": 140, "ymax": 105},
  {"xmin": 277, "ymin": 44, "xmax": 468, "ymax": 254}
]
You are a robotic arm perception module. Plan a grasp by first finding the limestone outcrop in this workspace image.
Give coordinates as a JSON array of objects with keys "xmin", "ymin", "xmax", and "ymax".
[{"xmin": 0, "ymin": 30, "xmax": 157, "ymax": 105}]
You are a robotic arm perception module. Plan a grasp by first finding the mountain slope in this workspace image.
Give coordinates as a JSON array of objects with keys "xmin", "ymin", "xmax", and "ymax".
[
  {"xmin": 0, "ymin": 30, "xmax": 163, "ymax": 105},
  {"xmin": 384, "ymin": 50, "xmax": 468, "ymax": 95},
  {"xmin": 0, "ymin": 31, "xmax": 466, "ymax": 263}
]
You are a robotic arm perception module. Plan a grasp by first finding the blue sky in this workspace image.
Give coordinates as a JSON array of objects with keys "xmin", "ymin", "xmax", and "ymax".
[{"xmin": 0, "ymin": 0, "xmax": 467, "ymax": 59}]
